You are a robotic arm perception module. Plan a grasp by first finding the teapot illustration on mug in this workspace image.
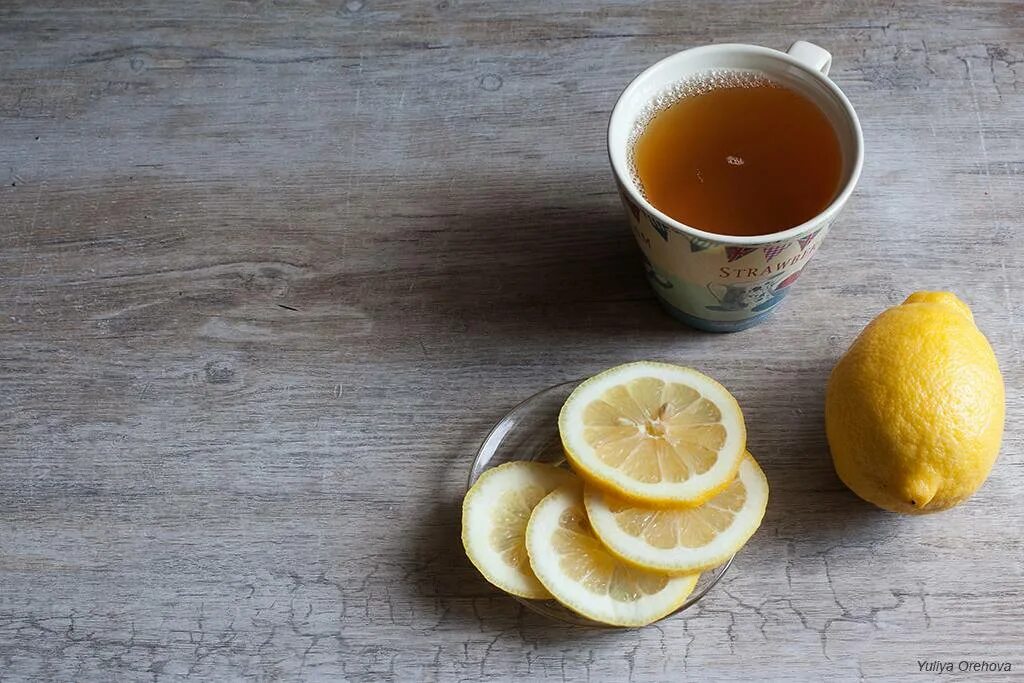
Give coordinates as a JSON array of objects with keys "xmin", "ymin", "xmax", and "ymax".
[{"xmin": 706, "ymin": 275, "xmax": 788, "ymax": 313}]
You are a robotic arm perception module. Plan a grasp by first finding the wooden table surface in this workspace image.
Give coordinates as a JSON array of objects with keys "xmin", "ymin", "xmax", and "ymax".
[{"xmin": 2, "ymin": 1, "xmax": 1022, "ymax": 680}]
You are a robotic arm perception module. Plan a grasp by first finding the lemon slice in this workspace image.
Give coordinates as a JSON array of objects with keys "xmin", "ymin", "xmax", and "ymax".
[
  {"xmin": 462, "ymin": 461, "xmax": 577, "ymax": 599},
  {"xmin": 525, "ymin": 482, "xmax": 699, "ymax": 626},
  {"xmin": 559, "ymin": 361, "xmax": 746, "ymax": 506},
  {"xmin": 584, "ymin": 453, "xmax": 769, "ymax": 574}
]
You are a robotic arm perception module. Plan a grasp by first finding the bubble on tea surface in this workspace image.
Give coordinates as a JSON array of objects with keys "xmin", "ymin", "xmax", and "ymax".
[{"xmin": 627, "ymin": 69, "xmax": 779, "ymax": 198}]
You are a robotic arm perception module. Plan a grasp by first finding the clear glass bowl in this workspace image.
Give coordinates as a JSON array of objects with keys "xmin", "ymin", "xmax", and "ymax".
[{"xmin": 469, "ymin": 379, "xmax": 734, "ymax": 627}]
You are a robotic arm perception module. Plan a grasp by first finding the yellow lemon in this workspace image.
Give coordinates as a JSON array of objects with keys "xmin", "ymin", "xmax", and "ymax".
[{"xmin": 825, "ymin": 292, "xmax": 1004, "ymax": 514}]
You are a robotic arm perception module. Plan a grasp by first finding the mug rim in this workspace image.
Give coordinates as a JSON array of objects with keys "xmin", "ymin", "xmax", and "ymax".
[{"xmin": 607, "ymin": 43, "xmax": 865, "ymax": 246}]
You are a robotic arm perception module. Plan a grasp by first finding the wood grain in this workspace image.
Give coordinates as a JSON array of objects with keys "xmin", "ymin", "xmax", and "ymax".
[{"xmin": 1, "ymin": 0, "xmax": 1022, "ymax": 680}]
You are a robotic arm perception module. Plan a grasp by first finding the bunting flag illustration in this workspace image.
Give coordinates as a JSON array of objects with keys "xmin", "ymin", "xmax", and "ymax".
[
  {"xmin": 762, "ymin": 243, "xmax": 788, "ymax": 261},
  {"xmin": 649, "ymin": 216, "xmax": 671, "ymax": 242},
  {"xmin": 797, "ymin": 230, "xmax": 819, "ymax": 251},
  {"xmin": 726, "ymin": 246, "xmax": 756, "ymax": 262}
]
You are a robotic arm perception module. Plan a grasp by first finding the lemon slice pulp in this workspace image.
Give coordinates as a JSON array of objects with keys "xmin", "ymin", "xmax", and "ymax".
[
  {"xmin": 525, "ymin": 482, "xmax": 699, "ymax": 626},
  {"xmin": 559, "ymin": 361, "xmax": 746, "ymax": 505},
  {"xmin": 462, "ymin": 461, "xmax": 576, "ymax": 598},
  {"xmin": 585, "ymin": 453, "xmax": 769, "ymax": 574}
]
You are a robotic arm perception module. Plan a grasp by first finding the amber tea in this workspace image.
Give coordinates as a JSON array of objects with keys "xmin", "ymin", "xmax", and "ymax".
[{"xmin": 630, "ymin": 71, "xmax": 843, "ymax": 237}]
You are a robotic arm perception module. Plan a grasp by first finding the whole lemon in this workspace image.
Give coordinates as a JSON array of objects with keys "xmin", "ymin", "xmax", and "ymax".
[{"xmin": 825, "ymin": 292, "xmax": 1004, "ymax": 514}]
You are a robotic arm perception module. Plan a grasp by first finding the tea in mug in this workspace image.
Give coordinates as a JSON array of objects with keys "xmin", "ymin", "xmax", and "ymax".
[{"xmin": 630, "ymin": 71, "xmax": 843, "ymax": 237}]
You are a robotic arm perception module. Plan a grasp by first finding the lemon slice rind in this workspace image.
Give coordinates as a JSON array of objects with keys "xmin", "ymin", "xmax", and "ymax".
[
  {"xmin": 462, "ymin": 461, "xmax": 576, "ymax": 599},
  {"xmin": 584, "ymin": 454, "xmax": 769, "ymax": 574},
  {"xmin": 559, "ymin": 361, "xmax": 747, "ymax": 506},
  {"xmin": 525, "ymin": 483, "xmax": 699, "ymax": 626}
]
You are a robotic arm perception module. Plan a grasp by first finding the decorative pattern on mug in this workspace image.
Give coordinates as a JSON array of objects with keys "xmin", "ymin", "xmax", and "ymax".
[
  {"xmin": 620, "ymin": 190, "xmax": 642, "ymax": 223},
  {"xmin": 705, "ymin": 274, "xmax": 789, "ymax": 313},
  {"xmin": 726, "ymin": 247, "xmax": 757, "ymax": 262},
  {"xmin": 648, "ymin": 215, "xmax": 672, "ymax": 242},
  {"xmin": 797, "ymin": 230, "xmax": 820, "ymax": 251},
  {"xmin": 688, "ymin": 236, "xmax": 715, "ymax": 252},
  {"xmin": 762, "ymin": 243, "xmax": 788, "ymax": 261},
  {"xmin": 642, "ymin": 255, "xmax": 674, "ymax": 289}
]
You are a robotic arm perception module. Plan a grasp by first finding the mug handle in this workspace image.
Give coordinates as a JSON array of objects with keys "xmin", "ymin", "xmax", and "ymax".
[{"xmin": 787, "ymin": 41, "xmax": 832, "ymax": 76}]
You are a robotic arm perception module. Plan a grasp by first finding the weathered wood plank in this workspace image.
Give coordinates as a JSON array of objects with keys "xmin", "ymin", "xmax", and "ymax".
[{"xmin": 1, "ymin": 0, "xmax": 1022, "ymax": 680}]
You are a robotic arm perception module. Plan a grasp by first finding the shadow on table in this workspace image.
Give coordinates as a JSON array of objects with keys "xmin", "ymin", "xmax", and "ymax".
[
  {"xmin": 738, "ymin": 362, "xmax": 904, "ymax": 558},
  {"xmin": 387, "ymin": 185, "xmax": 690, "ymax": 635},
  {"xmin": 362, "ymin": 187, "xmax": 705, "ymax": 344},
  {"xmin": 397, "ymin": 182, "xmax": 891, "ymax": 632},
  {"xmin": 404, "ymin": 413, "xmax": 632, "ymax": 639},
  {"xmin": 408, "ymin": 431, "xmax": 888, "ymax": 639},
  {"xmin": 409, "ymin": 494, "xmax": 626, "ymax": 640}
]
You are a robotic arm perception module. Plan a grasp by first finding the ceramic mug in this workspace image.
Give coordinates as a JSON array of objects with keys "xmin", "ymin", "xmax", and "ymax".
[{"xmin": 608, "ymin": 41, "xmax": 864, "ymax": 332}]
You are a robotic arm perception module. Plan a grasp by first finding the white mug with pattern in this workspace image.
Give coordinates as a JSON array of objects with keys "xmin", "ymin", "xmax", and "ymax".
[{"xmin": 608, "ymin": 41, "xmax": 864, "ymax": 332}]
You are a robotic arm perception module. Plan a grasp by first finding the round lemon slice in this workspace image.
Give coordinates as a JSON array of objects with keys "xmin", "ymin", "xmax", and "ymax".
[
  {"xmin": 462, "ymin": 461, "xmax": 577, "ymax": 599},
  {"xmin": 584, "ymin": 453, "xmax": 769, "ymax": 574},
  {"xmin": 559, "ymin": 361, "xmax": 746, "ymax": 506},
  {"xmin": 525, "ymin": 482, "xmax": 699, "ymax": 626}
]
